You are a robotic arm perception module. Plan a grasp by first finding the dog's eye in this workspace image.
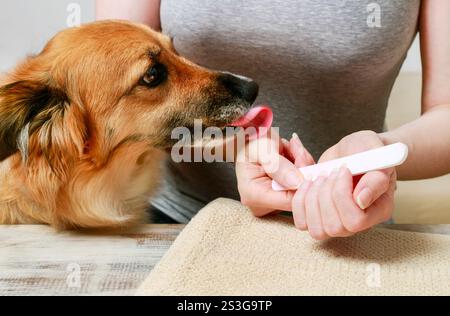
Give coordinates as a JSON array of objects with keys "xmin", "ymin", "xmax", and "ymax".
[{"xmin": 140, "ymin": 64, "xmax": 167, "ymax": 88}]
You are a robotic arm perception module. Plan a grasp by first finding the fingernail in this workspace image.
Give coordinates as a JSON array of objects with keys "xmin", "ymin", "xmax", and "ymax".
[
  {"xmin": 292, "ymin": 133, "xmax": 303, "ymax": 146},
  {"xmin": 357, "ymin": 188, "xmax": 372, "ymax": 210},
  {"xmin": 286, "ymin": 172, "xmax": 302, "ymax": 189},
  {"xmin": 281, "ymin": 138, "xmax": 290, "ymax": 147}
]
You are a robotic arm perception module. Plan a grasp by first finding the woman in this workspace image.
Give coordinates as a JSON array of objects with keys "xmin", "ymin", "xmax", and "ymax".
[{"xmin": 97, "ymin": 0, "xmax": 450, "ymax": 239}]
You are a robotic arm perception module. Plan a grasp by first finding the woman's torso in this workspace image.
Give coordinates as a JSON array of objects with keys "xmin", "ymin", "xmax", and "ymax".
[{"xmin": 152, "ymin": 0, "xmax": 421, "ymax": 222}]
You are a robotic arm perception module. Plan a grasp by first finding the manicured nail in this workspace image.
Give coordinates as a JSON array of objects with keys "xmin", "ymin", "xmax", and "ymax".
[
  {"xmin": 286, "ymin": 172, "xmax": 302, "ymax": 189},
  {"xmin": 292, "ymin": 133, "xmax": 303, "ymax": 147},
  {"xmin": 357, "ymin": 188, "xmax": 372, "ymax": 210}
]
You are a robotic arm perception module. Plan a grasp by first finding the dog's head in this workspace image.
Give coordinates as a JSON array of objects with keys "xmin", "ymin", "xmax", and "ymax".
[{"xmin": 0, "ymin": 20, "xmax": 258, "ymax": 167}]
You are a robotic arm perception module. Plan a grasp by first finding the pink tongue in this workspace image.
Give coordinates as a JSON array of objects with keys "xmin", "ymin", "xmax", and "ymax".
[{"xmin": 231, "ymin": 106, "xmax": 273, "ymax": 132}]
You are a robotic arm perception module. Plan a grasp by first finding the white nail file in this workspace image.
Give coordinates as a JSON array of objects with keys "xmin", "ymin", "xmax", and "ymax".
[{"xmin": 272, "ymin": 143, "xmax": 409, "ymax": 191}]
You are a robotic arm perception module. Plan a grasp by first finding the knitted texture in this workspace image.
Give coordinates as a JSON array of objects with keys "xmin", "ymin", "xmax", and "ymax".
[{"xmin": 138, "ymin": 198, "xmax": 450, "ymax": 296}]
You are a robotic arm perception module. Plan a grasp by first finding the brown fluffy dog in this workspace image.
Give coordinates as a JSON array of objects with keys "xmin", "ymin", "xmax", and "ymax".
[{"xmin": 0, "ymin": 20, "xmax": 258, "ymax": 229}]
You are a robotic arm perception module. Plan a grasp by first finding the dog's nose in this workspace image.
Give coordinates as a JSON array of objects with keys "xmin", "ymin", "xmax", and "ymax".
[{"xmin": 218, "ymin": 72, "xmax": 259, "ymax": 103}]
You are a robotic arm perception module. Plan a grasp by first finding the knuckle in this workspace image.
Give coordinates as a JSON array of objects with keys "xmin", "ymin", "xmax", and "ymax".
[
  {"xmin": 309, "ymin": 228, "xmax": 328, "ymax": 241},
  {"xmin": 239, "ymin": 190, "xmax": 256, "ymax": 207},
  {"xmin": 246, "ymin": 204, "xmax": 272, "ymax": 217},
  {"xmin": 292, "ymin": 193, "xmax": 304, "ymax": 213},
  {"xmin": 294, "ymin": 218, "xmax": 307, "ymax": 231},
  {"xmin": 369, "ymin": 172, "xmax": 390, "ymax": 189},
  {"xmin": 360, "ymin": 130, "xmax": 378, "ymax": 138},
  {"xmin": 292, "ymin": 189, "xmax": 303, "ymax": 204},
  {"xmin": 249, "ymin": 207, "xmax": 265, "ymax": 217},
  {"xmin": 345, "ymin": 217, "xmax": 366, "ymax": 233},
  {"xmin": 305, "ymin": 188, "xmax": 318, "ymax": 206},
  {"xmin": 237, "ymin": 183, "xmax": 246, "ymax": 195},
  {"xmin": 311, "ymin": 232, "xmax": 328, "ymax": 241},
  {"xmin": 339, "ymin": 131, "xmax": 380, "ymax": 152},
  {"xmin": 318, "ymin": 182, "xmax": 329, "ymax": 195},
  {"xmin": 319, "ymin": 146, "xmax": 338, "ymax": 162},
  {"xmin": 240, "ymin": 197, "xmax": 251, "ymax": 207},
  {"xmin": 332, "ymin": 184, "xmax": 347, "ymax": 201},
  {"xmin": 262, "ymin": 159, "xmax": 278, "ymax": 174},
  {"xmin": 280, "ymin": 169, "xmax": 294, "ymax": 182},
  {"xmin": 253, "ymin": 210, "xmax": 266, "ymax": 218},
  {"xmin": 324, "ymin": 223, "xmax": 345, "ymax": 237}
]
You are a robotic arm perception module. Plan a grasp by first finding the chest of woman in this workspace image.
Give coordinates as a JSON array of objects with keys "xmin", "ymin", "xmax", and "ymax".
[{"xmin": 161, "ymin": 0, "xmax": 420, "ymax": 79}]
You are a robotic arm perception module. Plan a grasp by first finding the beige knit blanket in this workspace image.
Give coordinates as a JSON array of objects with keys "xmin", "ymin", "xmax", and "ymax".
[{"xmin": 138, "ymin": 198, "xmax": 450, "ymax": 296}]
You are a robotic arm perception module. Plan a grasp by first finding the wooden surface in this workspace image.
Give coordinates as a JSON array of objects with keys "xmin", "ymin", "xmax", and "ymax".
[
  {"xmin": 1, "ymin": 223, "xmax": 450, "ymax": 296},
  {"xmin": 0, "ymin": 224, "xmax": 184, "ymax": 296},
  {"xmin": 380, "ymin": 224, "xmax": 450, "ymax": 235}
]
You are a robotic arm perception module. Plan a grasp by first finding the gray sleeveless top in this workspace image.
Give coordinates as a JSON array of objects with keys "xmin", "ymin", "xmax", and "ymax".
[{"xmin": 152, "ymin": 0, "xmax": 421, "ymax": 222}]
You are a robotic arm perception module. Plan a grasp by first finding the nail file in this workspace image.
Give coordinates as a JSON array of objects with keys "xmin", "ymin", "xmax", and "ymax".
[{"xmin": 272, "ymin": 143, "xmax": 409, "ymax": 191}]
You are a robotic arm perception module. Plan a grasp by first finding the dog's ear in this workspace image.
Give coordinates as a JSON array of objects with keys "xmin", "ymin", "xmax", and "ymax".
[{"xmin": 0, "ymin": 80, "xmax": 75, "ymax": 162}]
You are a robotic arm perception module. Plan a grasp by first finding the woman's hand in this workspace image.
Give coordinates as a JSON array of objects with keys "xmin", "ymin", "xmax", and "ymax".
[
  {"xmin": 236, "ymin": 130, "xmax": 314, "ymax": 216},
  {"xmin": 292, "ymin": 131, "xmax": 396, "ymax": 240}
]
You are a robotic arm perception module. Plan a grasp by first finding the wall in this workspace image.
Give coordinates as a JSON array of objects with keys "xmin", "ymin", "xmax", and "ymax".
[{"xmin": 0, "ymin": 0, "xmax": 94, "ymax": 72}]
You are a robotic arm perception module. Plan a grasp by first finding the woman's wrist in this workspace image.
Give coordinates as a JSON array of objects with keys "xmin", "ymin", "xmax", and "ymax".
[{"xmin": 378, "ymin": 130, "xmax": 414, "ymax": 180}]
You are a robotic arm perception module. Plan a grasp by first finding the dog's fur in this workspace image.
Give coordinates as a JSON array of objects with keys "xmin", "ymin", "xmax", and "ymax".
[{"xmin": 0, "ymin": 20, "xmax": 258, "ymax": 230}]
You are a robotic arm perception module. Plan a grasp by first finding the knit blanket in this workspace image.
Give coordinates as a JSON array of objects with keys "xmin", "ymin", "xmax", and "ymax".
[{"xmin": 137, "ymin": 198, "xmax": 450, "ymax": 296}]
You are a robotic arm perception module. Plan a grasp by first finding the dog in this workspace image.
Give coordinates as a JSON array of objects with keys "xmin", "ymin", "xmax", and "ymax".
[{"xmin": 0, "ymin": 20, "xmax": 258, "ymax": 229}]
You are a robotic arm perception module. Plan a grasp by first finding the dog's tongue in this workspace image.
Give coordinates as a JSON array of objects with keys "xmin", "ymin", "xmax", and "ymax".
[{"xmin": 231, "ymin": 106, "xmax": 273, "ymax": 137}]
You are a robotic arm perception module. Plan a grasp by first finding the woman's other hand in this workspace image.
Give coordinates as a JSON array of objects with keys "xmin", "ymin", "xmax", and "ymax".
[
  {"xmin": 236, "ymin": 130, "xmax": 314, "ymax": 216},
  {"xmin": 292, "ymin": 131, "xmax": 396, "ymax": 240}
]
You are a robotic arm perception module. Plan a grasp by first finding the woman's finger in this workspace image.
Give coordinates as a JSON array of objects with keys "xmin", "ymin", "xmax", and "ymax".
[
  {"xmin": 292, "ymin": 180, "xmax": 312, "ymax": 231},
  {"xmin": 361, "ymin": 175, "xmax": 397, "ymax": 225},
  {"xmin": 242, "ymin": 136, "xmax": 304, "ymax": 190},
  {"xmin": 332, "ymin": 167, "xmax": 369, "ymax": 233},
  {"xmin": 247, "ymin": 206, "xmax": 277, "ymax": 218},
  {"xmin": 333, "ymin": 166, "xmax": 396, "ymax": 233},
  {"xmin": 290, "ymin": 133, "xmax": 316, "ymax": 167},
  {"xmin": 305, "ymin": 176, "xmax": 328, "ymax": 240},
  {"xmin": 280, "ymin": 138, "xmax": 294, "ymax": 162},
  {"xmin": 318, "ymin": 170, "xmax": 353, "ymax": 237},
  {"xmin": 262, "ymin": 154, "xmax": 304, "ymax": 190},
  {"xmin": 236, "ymin": 162, "xmax": 295, "ymax": 214},
  {"xmin": 353, "ymin": 169, "xmax": 393, "ymax": 210}
]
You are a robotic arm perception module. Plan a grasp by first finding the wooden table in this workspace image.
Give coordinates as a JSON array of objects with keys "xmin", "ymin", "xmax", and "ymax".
[
  {"xmin": 1, "ymin": 224, "xmax": 449, "ymax": 296},
  {"xmin": 0, "ymin": 225, "xmax": 185, "ymax": 296}
]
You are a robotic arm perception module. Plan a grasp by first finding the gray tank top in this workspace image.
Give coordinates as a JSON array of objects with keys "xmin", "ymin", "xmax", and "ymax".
[{"xmin": 152, "ymin": 0, "xmax": 421, "ymax": 222}]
